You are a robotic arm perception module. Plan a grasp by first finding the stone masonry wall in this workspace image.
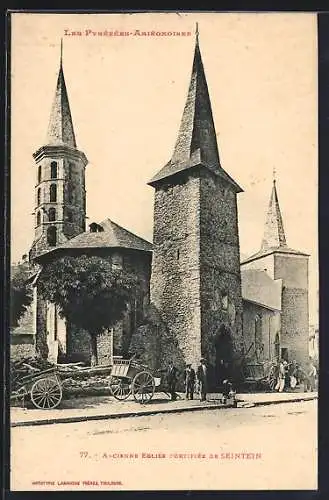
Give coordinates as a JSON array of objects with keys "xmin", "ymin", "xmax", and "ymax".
[
  {"xmin": 280, "ymin": 288, "xmax": 309, "ymax": 365},
  {"xmin": 150, "ymin": 172, "xmax": 201, "ymax": 372},
  {"xmin": 199, "ymin": 170, "xmax": 243, "ymax": 387},
  {"xmin": 35, "ymin": 293, "xmax": 48, "ymax": 359},
  {"xmin": 30, "ymin": 151, "xmax": 86, "ymax": 260},
  {"xmin": 10, "ymin": 343, "xmax": 36, "ymax": 361},
  {"xmin": 274, "ymin": 254, "xmax": 309, "ymax": 366}
]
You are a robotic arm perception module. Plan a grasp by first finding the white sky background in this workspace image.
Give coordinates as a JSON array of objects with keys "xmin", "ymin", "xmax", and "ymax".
[{"xmin": 10, "ymin": 12, "xmax": 318, "ymax": 324}]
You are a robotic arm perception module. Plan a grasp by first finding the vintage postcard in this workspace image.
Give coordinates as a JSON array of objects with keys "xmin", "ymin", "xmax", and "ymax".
[{"xmin": 9, "ymin": 11, "xmax": 318, "ymax": 491}]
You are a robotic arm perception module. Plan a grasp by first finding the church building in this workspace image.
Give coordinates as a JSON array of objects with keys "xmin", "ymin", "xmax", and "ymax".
[{"xmin": 13, "ymin": 30, "xmax": 310, "ymax": 387}]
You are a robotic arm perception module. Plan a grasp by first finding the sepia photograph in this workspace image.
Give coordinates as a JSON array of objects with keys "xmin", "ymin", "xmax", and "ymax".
[{"xmin": 9, "ymin": 11, "xmax": 318, "ymax": 491}]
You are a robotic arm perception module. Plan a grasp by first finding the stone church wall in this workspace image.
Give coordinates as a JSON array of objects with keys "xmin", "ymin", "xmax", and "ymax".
[
  {"xmin": 280, "ymin": 288, "xmax": 309, "ymax": 365},
  {"xmin": 199, "ymin": 170, "xmax": 243, "ymax": 384},
  {"xmin": 150, "ymin": 172, "xmax": 202, "ymax": 369}
]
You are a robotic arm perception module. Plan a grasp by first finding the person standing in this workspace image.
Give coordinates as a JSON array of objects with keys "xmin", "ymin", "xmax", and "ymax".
[
  {"xmin": 307, "ymin": 360, "xmax": 317, "ymax": 392},
  {"xmin": 275, "ymin": 359, "xmax": 286, "ymax": 393},
  {"xmin": 166, "ymin": 361, "xmax": 179, "ymax": 401},
  {"xmin": 184, "ymin": 364, "xmax": 196, "ymax": 400},
  {"xmin": 197, "ymin": 358, "xmax": 208, "ymax": 402},
  {"xmin": 289, "ymin": 360, "xmax": 298, "ymax": 390}
]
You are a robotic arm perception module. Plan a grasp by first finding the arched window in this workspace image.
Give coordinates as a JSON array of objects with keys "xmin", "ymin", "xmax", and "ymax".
[
  {"xmin": 47, "ymin": 226, "xmax": 57, "ymax": 246},
  {"xmin": 50, "ymin": 184, "xmax": 57, "ymax": 202},
  {"xmin": 37, "ymin": 188, "xmax": 41, "ymax": 206},
  {"xmin": 50, "ymin": 161, "xmax": 58, "ymax": 179},
  {"xmin": 68, "ymin": 162, "xmax": 73, "ymax": 180},
  {"xmin": 38, "ymin": 165, "xmax": 41, "ymax": 184},
  {"xmin": 36, "ymin": 211, "xmax": 41, "ymax": 226},
  {"xmin": 48, "ymin": 207, "xmax": 56, "ymax": 222}
]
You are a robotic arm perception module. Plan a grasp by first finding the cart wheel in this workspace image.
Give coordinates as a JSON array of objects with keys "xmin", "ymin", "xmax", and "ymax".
[
  {"xmin": 30, "ymin": 377, "xmax": 62, "ymax": 409},
  {"xmin": 132, "ymin": 371, "xmax": 155, "ymax": 404},
  {"xmin": 267, "ymin": 366, "xmax": 277, "ymax": 392},
  {"xmin": 109, "ymin": 377, "xmax": 131, "ymax": 400}
]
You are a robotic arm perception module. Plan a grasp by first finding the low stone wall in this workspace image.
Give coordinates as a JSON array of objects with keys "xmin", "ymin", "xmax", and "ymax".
[{"xmin": 10, "ymin": 343, "xmax": 36, "ymax": 362}]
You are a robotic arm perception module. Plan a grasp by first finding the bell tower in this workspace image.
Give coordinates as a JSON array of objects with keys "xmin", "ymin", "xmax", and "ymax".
[
  {"xmin": 241, "ymin": 176, "xmax": 310, "ymax": 366},
  {"xmin": 148, "ymin": 26, "xmax": 244, "ymax": 385},
  {"xmin": 30, "ymin": 41, "xmax": 88, "ymax": 260}
]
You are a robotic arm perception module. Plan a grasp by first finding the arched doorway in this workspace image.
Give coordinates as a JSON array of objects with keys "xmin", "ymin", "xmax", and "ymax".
[{"xmin": 214, "ymin": 324, "xmax": 233, "ymax": 388}]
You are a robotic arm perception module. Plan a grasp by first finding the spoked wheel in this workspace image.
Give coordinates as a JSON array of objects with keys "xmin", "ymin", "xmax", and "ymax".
[
  {"xmin": 109, "ymin": 377, "xmax": 131, "ymax": 401},
  {"xmin": 132, "ymin": 371, "xmax": 155, "ymax": 404},
  {"xmin": 267, "ymin": 366, "xmax": 277, "ymax": 392},
  {"xmin": 30, "ymin": 376, "xmax": 63, "ymax": 409}
]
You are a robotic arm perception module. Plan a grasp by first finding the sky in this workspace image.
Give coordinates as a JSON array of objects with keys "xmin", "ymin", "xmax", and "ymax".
[{"xmin": 10, "ymin": 12, "xmax": 318, "ymax": 323}]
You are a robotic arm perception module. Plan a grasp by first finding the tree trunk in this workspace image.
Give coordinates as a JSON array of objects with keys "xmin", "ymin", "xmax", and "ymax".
[{"xmin": 90, "ymin": 335, "xmax": 98, "ymax": 366}]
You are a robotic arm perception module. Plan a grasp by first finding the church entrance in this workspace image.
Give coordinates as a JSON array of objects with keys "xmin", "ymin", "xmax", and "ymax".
[{"xmin": 214, "ymin": 325, "xmax": 233, "ymax": 390}]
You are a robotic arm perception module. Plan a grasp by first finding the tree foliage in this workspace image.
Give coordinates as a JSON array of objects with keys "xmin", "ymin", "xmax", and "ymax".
[
  {"xmin": 37, "ymin": 255, "xmax": 137, "ymax": 364},
  {"xmin": 10, "ymin": 262, "xmax": 33, "ymax": 328}
]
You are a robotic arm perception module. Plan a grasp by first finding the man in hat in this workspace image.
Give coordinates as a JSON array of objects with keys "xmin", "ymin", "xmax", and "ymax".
[
  {"xmin": 197, "ymin": 358, "xmax": 208, "ymax": 402},
  {"xmin": 166, "ymin": 360, "xmax": 179, "ymax": 401},
  {"xmin": 184, "ymin": 363, "xmax": 196, "ymax": 400}
]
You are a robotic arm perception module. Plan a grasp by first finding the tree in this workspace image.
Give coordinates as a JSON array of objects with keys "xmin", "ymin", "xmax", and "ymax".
[
  {"xmin": 37, "ymin": 255, "xmax": 137, "ymax": 365},
  {"xmin": 10, "ymin": 262, "xmax": 33, "ymax": 328}
]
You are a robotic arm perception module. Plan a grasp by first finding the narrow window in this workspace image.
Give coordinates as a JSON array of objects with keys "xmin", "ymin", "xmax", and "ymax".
[
  {"xmin": 68, "ymin": 162, "xmax": 73, "ymax": 180},
  {"xmin": 38, "ymin": 165, "xmax": 42, "ymax": 184},
  {"xmin": 50, "ymin": 184, "xmax": 57, "ymax": 202},
  {"xmin": 68, "ymin": 185, "xmax": 73, "ymax": 204},
  {"xmin": 176, "ymin": 249, "xmax": 180, "ymax": 260},
  {"xmin": 50, "ymin": 161, "xmax": 58, "ymax": 179},
  {"xmin": 36, "ymin": 211, "xmax": 41, "ymax": 226},
  {"xmin": 48, "ymin": 207, "xmax": 56, "ymax": 222},
  {"xmin": 47, "ymin": 226, "xmax": 57, "ymax": 246},
  {"xmin": 37, "ymin": 188, "xmax": 41, "ymax": 206}
]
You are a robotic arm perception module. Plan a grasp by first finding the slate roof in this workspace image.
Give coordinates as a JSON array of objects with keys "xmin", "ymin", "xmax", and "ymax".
[
  {"xmin": 36, "ymin": 219, "xmax": 152, "ymax": 260},
  {"xmin": 241, "ymin": 246, "xmax": 309, "ymax": 265},
  {"xmin": 241, "ymin": 180, "xmax": 309, "ymax": 265},
  {"xmin": 148, "ymin": 35, "xmax": 242, "ymax": 192},
  {"xmin": 46, "ymin": 49, "xmax": 77, "ymax": 148},
  {"xmin": 241, "ymin": 269, "xmax": 282, "ymax": 311},
  {"xmin": 261, "ymin": 180, "xmax": 287, "ymax": 251}
]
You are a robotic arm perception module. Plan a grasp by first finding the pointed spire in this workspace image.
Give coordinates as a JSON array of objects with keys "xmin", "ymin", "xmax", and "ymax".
[
  {"xmin": 46, "ymin": 40, "xmax": 77, "ymax": 148},
  {"xmin": 170, "ymin": 26, "xmax": 220, "ymax": 171},
  {"xmin": 148, "ymin": 26, "xmax": 242, "ymax": 190},
  {"xmin": 261, "ymin": 177, "xmax": 287, "ymax": 251},
  {"xmin": 60, "ymin": 37, "xmax": 63, "ymax": 66}
]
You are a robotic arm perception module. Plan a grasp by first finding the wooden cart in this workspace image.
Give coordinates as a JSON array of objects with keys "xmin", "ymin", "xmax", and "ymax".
[
  {"xmin": 11, "ymin": 367, "xmax": 63, "ymax": 409},
  {"xmin": 108, "ymin": 358, "xmax": 165, "ymax": 404},
  {"xmin": 241, "ymin": 361, "xmax": 278, "ymax": 391},
  {"xmin": 10, "ymin": 357, "xmax": 165, "ymax": 409}
]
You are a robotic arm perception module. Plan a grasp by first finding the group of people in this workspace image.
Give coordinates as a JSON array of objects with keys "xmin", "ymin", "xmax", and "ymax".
[
  {"xmin": 166, "ymin": 358, "xmax": 208, "ymax": 402},
  {"xmin": 166, "ymin": 356, "xmax": 318, "ymax": 401},
  {"xmin": 275, "ymin": 358, "xmax": 317, "ymax": 393},
  {"xmin": 167, "ymin": 358, "xmax": 236, "ymax": 402}
]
